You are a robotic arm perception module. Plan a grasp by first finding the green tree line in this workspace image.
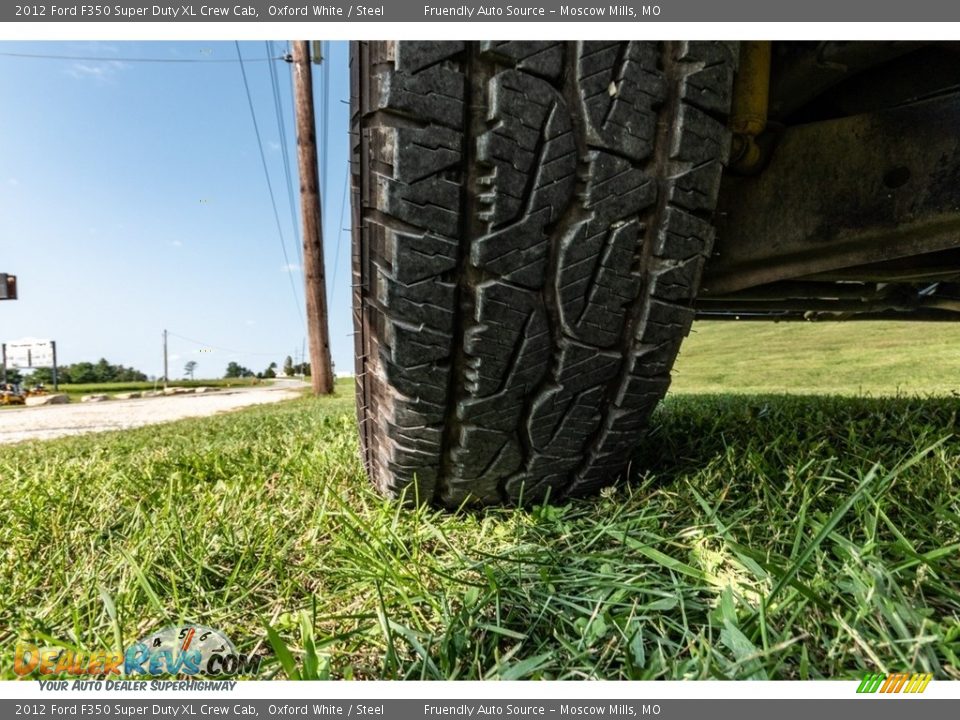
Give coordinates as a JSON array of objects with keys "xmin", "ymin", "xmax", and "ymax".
[{"xmin": 27, "ymin": 359, "xmax": 147, "ymax": 385}]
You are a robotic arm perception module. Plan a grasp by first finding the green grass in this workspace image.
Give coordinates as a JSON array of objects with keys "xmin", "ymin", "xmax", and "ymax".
[
  {"xmin": 673, "ymin": 320, "xmax": 960, "ymax": 396},
  {"xmin": 2, "ymin": 376, "xmax": 957, "ymax": 680},
  {"xmin": 17, "ymin": 378, "xmax": 268, "ymax": 404}
]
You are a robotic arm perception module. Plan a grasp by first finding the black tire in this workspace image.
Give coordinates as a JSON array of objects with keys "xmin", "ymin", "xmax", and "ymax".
[{"xmin": 351, "ymin": 41, "xmax": 737, "ymax": 506}]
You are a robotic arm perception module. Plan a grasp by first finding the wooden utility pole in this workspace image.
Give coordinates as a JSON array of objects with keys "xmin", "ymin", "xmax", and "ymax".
[
  {"xmin": 291, "ymin": 40, "xmax": 334, "ymax": 395},
  {"xmin": 51, "ymin": 340, "xmax": 58, "ymax": 391},
  {"xmin": 163, "ymin": 329, "xmax": 168, "ymax": 390}
]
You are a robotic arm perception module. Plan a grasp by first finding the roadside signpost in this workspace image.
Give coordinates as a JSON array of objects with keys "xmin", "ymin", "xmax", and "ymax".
[
  {"xmin": 1, "ymin": 273, "xmax": 18, "ymax": 384},
  {"xmin": 2, "ymin": 338, "xmax": 59, "ymax": 389}
]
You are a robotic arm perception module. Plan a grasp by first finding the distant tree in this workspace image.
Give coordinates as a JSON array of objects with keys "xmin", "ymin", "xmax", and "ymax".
[
  {"xmin": 20, "ymin": 359, "xmax": 145, "ymax": 385},
  {"xmin": 224, "ymin": 361, "xmax": 254, "ymax": 379},
  {"xmin": 116, "ymin": 365, "xmax": 147, "ymax": 382},
  {"xmin": 93, "ymin": 358, "xmax": 113, "ymax": 383},
  {"xmin": 28, "ymin": 368, "xmax": 55, "ymax": 384},
  {"xmin": 263, "ymin": 361, "xmax": 277, "ymax": 379},
  {"xmin": 69, "ymin": 362, "xmax": 97, "ymax": 383},
  {"xmin": 4, "ymin": 369, "xmax": 23, "ymax": 385},
  {"xmin": 283, "ymin": 355, "xmax": 294, "ymax": 377},
  {"xmin": 184, "ymin": 360, "xmax": 197, "ymax": 380}
]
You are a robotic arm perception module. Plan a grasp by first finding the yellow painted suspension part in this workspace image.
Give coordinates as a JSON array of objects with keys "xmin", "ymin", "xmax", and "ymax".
[{"xmin": 729, "ymin": 41, "xmax": 772, "ymax": 173}]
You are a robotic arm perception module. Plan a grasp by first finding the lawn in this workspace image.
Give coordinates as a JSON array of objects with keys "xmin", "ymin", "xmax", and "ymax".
[
  {"xmin": 54, "ymin": 378, "xmax": 265, "ymax": 394},
  {"xmin": 46, "ymin": 378, "xmax": 267, "ymax": 403},
  {"xmin": 1, "ymin": 325, "xmax": 958, "ymax": 681},
  {"xmin": 672, "ymin": 320, "xmax": 960, "ymax": 396},
  {"xmin": 0, "ymin": 378, "xmax": 270, "ymax": 409}
]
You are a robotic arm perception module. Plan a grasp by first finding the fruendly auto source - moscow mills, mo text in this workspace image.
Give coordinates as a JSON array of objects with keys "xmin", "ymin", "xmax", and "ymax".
[{"xmin": 422, "ymin": 4, "xmax": 660, "ymax": 17}]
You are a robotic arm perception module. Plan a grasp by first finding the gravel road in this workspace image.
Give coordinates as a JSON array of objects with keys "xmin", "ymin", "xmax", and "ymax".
[{"xmin": 0, "ymin": 380, "xmax": 307, "ymax": 445}]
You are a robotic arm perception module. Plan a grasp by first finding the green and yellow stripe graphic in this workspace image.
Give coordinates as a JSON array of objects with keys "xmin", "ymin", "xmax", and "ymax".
[{"xmin": 857, "ymin": 672, "xmax": 933, "ymax": 694}]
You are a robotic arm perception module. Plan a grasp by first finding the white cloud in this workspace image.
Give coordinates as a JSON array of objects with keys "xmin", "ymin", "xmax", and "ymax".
[
  {"xmin": 7, "ymin": 178, "xmax": 19, "ymax": 186},
  {"xmin": 171, "ymin": 240, "xmax": 183, "ymax": 247},
  {"xmin": 71, "ymin": 41, "xmax": 120, "ymax": 56},
  {"xmin": 268, "ymin": 140, "xmax": 281, "ymax": 152},
  {"xmin": 67, "ymin": 60, "xmax": 127, "ymax": 82},
  {"xmin": 280, "ymin": 263, "xmax": 300, "ymax": 272},
  {"xmin": 245, "ymin": 320, "xmax": 256, "ymax": 326}
]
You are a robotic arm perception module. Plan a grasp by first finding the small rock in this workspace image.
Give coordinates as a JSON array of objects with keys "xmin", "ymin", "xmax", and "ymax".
[
  {"xmin": 26, "ymin": 393, "xmax": 69, "ymax": 407},
  {"xmin": 114, "ymin": 392, "xmax": 141, "ymax": 400},
  {"xmin": 81, "ymin": 394, "xmax": 109, "ymax": 403}
]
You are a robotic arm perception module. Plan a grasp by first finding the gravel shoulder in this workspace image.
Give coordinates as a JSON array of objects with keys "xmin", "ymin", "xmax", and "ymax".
[{"xmin": 0, "ymin": 381, "xmax": 306, "ymax": 445}]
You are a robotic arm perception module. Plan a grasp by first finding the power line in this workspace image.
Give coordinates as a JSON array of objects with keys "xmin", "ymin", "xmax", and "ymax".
[
  {"xmin": 331, "ymin": 165, "xmax": 350, "ymax": 294},
  {"xmin": 267, "ymin": 40, "xmax": 303, "ymax": 268},
  {"xmin": 167, "ymin": 331, "xmax": 282, "ymax": 357},
  {"xmin": 0, "ymin": 50, "xmax": 280, "ymax": 63},
  {"xmin": 269, "ymin": 41, "xmax": 299, "ymax": 240},
  {"xmin": 321, "ymin": 41, "xmax": 331, "ymax": 211},
  {"xmin": 287, "ymin": 54, "xmax": 304, "ymax": 218},
  {"xmin": 234, "ymin": 40, "xmax": 305, "ymax": 328}
]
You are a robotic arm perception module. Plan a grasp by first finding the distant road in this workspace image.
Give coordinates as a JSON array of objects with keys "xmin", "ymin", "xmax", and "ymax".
[{"xmin": 0, "ymin": 378, "xmax": 308, "ymax": 445}]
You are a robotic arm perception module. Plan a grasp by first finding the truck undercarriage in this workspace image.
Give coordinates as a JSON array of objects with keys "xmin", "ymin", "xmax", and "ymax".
[{"xmin": 704, "ymin": 41, "xmax": 960, "ymax": 321}]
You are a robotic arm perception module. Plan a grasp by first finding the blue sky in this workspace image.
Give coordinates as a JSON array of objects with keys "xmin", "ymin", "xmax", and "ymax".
[{"xmin": 0, "ymin": 40, "xmax": 352, "ymax": 380}]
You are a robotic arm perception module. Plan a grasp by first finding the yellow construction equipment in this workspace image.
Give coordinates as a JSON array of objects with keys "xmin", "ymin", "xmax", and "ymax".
[{"xmin": 0, "ymin": 384, "xmax": 25, "ymax": 406}]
